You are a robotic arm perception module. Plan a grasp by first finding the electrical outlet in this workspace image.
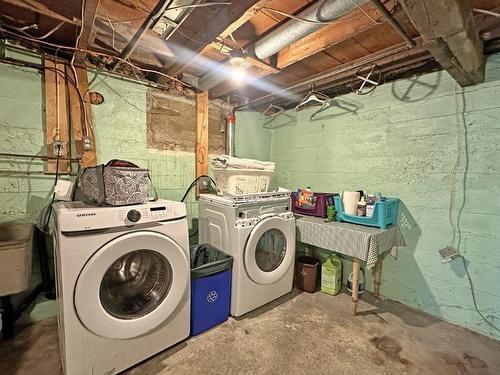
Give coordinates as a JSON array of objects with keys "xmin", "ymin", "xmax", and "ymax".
[
  {"xmin": 53, "ymin": 141, "xmax": 65, "ymax": 156},
  {"xmin": 83, "ymin": 136, "xmax": 93, "ymax": 151},
  {"xmin": 198, "ymin": 176, "xmax": 211, "ymax": 194}
]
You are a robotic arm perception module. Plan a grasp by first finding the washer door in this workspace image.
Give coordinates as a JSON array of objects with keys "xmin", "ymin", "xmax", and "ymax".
[
  {"xmin": 244, "ymin": 217, "xmax": 294, "ymax": 285},
  {"xmin": 74, "ymin": 231, "xmax": 188, "ymax": 339}
]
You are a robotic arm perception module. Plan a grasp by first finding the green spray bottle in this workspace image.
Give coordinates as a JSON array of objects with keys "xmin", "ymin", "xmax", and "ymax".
[{"xmin": 321, "ymin": 254, "xmax": 343, "ymax": 295}]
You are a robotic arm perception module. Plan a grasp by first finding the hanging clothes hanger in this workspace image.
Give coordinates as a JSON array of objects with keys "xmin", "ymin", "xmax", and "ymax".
[
  {"xmin": 260, "ymin": 97, "xmax": 285, "ymax": 119},
  {"xmin": 295, "ymin": 83, "xmax": 330, "ymax": 111}
]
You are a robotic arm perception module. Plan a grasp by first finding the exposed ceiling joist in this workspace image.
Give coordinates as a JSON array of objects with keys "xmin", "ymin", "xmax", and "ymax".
[
  {"xmin": 74, "ymin": 0, "xmax": 99, "ymax": 63},
  {"xmin": 208, "ymin": 41, "xmax": 279, "ymax": 74},
  {"xmin": 209, "ymin": 1, "xmax": 407, "ymax": 99},
  {"xmin": 164, "ymin": 0, "xmax": 266, "ymax": 77},
  {"xmin": 0, "ymin": 0, "xmax": 80, "ymax": 26},
  {"xmin": 399, "ymin": 0, "xmax": 485, "ymax": 86},
  {"xmin": 238, "ymin": 38, "xmax": 430, "ymax": 109}
]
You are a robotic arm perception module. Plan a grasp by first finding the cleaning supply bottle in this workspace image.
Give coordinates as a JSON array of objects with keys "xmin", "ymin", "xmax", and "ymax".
[
  {"xmin": 356, "ymin": 195, "xmax": 366, "ymax": 216},
  {"xmin": 321, "ymin": 254, "xmax": 343, "ymax": 295},
  {"xmin": 366, "ymin": 195, "xmax": 376, "ymax": 217},
  {"xmin": 347, "ymin": 268, "xmax": 365, "ymax": 296}
]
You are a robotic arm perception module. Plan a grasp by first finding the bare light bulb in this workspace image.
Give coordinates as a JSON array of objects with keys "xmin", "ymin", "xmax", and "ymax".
[{"xmin": 232, "ymin": 67, "xmax": 246, "ymax": 84}]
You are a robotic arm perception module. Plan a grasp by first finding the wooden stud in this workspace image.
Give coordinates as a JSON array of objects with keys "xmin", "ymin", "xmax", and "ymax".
[
  {"xmin": 165, "ymin": 0, "xmax": 265, "ymax": 77},
  {"xmin": 374, "ymin": 255, "xmax": 383, "ymax": 299},
  {"xmin": 73, "ymin": 0, "xmax": 99, "ymax": 64},
  {"xmin": 195, "ymin": 92, "xmax": 209, "ymax": 195},
  {"xmin": 352, "ymin": 258, "xmax": 361, "ymax": 316},
  {"xmin": 44, "ymin": 57, "xmax": 70, "ymax": 173}
]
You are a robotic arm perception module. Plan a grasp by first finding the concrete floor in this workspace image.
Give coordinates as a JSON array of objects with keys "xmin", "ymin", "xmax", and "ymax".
[{"xmin": 1, "ymin": 290, "xmax": 499, "ymax": 375}]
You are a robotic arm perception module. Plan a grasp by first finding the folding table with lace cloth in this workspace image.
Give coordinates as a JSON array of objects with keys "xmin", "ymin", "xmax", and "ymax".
[{"xmin": 295, "ymin": 215, "xmax": 405, "ymax": 314}]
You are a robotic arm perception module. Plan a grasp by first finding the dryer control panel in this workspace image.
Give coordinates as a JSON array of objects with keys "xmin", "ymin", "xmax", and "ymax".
[{"xmin": 235, "ymin": 212, "xmax": 294, "ymax": 228}]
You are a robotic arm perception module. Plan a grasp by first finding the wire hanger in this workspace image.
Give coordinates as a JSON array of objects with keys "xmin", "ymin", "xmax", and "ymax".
[
  {"xmin": 295, "ymin": 83, "xmax": 330, "ymax": 111},
  {"xmin": 260, "ymin": 97, "xmax": 285, "ymax": 119}
]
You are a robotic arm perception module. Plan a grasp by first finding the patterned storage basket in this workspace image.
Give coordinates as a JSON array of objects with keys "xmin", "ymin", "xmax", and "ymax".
[{"xmin": 74, "ymin": 160, "xmax": 156, "ymax": 206}]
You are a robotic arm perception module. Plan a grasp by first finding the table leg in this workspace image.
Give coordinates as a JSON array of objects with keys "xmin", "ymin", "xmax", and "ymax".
[
  {"xmin": 374, "ymin": 255, "xmax": 383, "ymax": 299},
  {"xmin": 352, "ymin": 258, "xmax": 361, "ymax": 316}
]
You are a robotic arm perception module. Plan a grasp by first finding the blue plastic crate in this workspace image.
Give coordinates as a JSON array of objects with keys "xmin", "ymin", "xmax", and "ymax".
[
  {"xmin": 190, "ymin": 270, "xmax": 231, "ymax": 336},
  {"xmin": 334, "ymin": 196, "xmax": 399, "ymax": 229}
]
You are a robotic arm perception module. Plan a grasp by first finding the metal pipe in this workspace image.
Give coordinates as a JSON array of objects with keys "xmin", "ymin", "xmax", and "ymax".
[
  {"xmin": 119, "ymin": 0, "xmax": 175, "ymax": 61},
  {"xmin": 235, "ymin": 42, "xmax": 417, "ymax": 110},
  {"xmin": 254, "ymin": 0, "xmax": 369, "ymax": 60},
  {"xmin": 196, "ymin": 0, "xmax": 368, "ymax": 91},
  {"xmin": 369, "ymin": 0, "xmax": 416, "ymax": 48},
  {"xmin": 0, "ymin": 152, "xmax": 80, "ymax": 162},
  {"xmin": 225, "ymin": 112, "xmax": 236, "ymax": 156}
]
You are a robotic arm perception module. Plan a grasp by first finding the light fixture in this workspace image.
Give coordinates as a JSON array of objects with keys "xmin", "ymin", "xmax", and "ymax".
[
  {"xmin": 232, "ymin": 65, "xmax": 246, "ymax": 84},
  {"xmin": 229, "ymin": 48, "xmax": 247, "ymax": 66}
]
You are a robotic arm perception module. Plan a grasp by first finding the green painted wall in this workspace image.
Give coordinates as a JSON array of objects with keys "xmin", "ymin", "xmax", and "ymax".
[
  {"xmin": 235, "ymin": 110, "xmax": 272, "ymax": 160},
  {"xmin": 0, "ymin": 56, "xmax": 199, "ymax": 227},
  {"xmin": 239, "ymin": 53, "xmax": 500, "ymax": 340},
  {"xmin": 0, "ymin": 48, "xmax": 51, "ymax": 224}
]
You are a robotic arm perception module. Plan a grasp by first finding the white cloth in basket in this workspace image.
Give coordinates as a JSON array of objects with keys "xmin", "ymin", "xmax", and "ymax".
[{"xmin": 212, "ymin": 155, "xmax": 275, "ymax": 172}]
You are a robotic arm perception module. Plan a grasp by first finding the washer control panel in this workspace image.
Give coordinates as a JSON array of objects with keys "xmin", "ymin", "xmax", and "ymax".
[{"xmin": 54, "ymin": 199, "xmax": 187, "ymax": 232}]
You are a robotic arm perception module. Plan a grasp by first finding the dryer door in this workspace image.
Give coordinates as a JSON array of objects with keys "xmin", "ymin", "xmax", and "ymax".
[
  {"xmin": 74, "ymin": 231, "xmax": 189, "ymax": 339},
  {"xmin": 244, "ymin": 216, "xmax": 295, "ymax": 285}
]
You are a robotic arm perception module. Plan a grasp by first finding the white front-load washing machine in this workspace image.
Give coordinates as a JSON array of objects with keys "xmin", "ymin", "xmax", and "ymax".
[
  {"xmin": 199, "ymin": 192, "xmax": 295, "ymax": 317},
  {"xmin": 52, "ymin": 200, "xmax": 190, "ymax": 375}
]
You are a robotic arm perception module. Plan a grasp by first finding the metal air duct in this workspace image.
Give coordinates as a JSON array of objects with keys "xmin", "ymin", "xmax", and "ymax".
[{"xmin": 196, "ymin": 0, "xmax": 369, "ymax": 91}]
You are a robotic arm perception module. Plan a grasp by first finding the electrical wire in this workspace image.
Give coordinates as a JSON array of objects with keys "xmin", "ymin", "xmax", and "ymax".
[
  {"xmin": 161, "ymin": 2, "xmax": 231, "ymax": 14},
  {"xmin": 0, "ymin": 26, "xmax": 193, "ymax": 89},
  {"xmin": 260, "ymin": 0, "xmax": 383, "ymax": 26},
  {"xmin": 180, "ymin": 175, "xmax": 216, "ymax": 203},
  {"xmin": 450, "ymin": 85, "xmax": 500, "ymax": 333},
  {"xmin": 127, "ymin": 57, "xmax": 196, "ymax": 114},
  {"xmin": 180, "ymin": 175, "xmax": 216, "ymax": 238},
  {"xmin": 473, "ymin": 8, "xmax": 500, "ymax": 18},
  {"xmin": 0, "ymin": 20, "xmax": 65, "ymax": 40},
  {"xmin": 43, "ymin": 154, "xmax": 61, "ymax": 234}
]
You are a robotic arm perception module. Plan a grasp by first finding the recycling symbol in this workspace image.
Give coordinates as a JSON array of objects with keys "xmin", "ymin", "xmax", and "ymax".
[{"xmin": 207, "ymin": 290, "xmax": 218, "ymax": 303}]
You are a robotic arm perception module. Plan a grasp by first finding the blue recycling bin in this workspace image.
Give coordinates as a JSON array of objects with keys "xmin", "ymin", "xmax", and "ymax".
[{"xmin": 190, "ymin": 244, "xmax": 232, "ymax": 336}]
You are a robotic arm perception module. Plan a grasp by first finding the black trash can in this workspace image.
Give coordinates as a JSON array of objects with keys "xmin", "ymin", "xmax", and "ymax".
[{"xmin": 190, "ymin": 244, "xmax": 233, "ymax": 336}]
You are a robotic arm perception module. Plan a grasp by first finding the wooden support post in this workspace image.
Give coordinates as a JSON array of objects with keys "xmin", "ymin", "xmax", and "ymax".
[
  {"xmin": 67, "ymin": 65, "xmax": 97, "ymax": 168},
  {"xmin": 352, "ymin": 258, "xmax": 361, "ymax": 316},
  {"xmin": 399, "ymin": 0, "xmax": 484, "ymax": 86},
  {"xmin": 195, "ymin": 92, "xmax": 209, "ymax": 195},
  {"xmin": 44, "ymin": 57, "xmax": 70, "ymax": 173},
  {"xmin": 374, "ymin": 255, "xmax": 383, "ymax": 299}
]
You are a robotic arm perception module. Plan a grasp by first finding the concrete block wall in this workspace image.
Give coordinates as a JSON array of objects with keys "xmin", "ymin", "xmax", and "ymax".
[
  {"xmin": 0, "ymin": 49, "xmax": 52, "ymax": 224},
  {"xmin": 237, "ymin": 53, "xmax": 500, "ymax": 340}
]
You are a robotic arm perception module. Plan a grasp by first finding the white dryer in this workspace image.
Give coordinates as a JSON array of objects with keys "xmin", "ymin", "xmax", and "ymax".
[
  {"xmin": 52, "ymin": 200, "xmax": 190, "ymax": 375},
  {"xmin": 199, "ymin": 192, "xmax": 295, "ymax": 317}
]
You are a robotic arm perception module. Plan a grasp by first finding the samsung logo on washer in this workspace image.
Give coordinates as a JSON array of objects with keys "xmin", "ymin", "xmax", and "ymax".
[{"xmin": 76, "ymin": 212, "xmax": 96, "ymax": 217}]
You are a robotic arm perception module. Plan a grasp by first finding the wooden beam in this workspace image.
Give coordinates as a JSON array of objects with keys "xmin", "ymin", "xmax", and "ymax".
[
  {"xmin": 195, "ymin": 92, "xmax": 209, "ymax": 193},
  {"xmin": 276, "ymin": 0, "xmax": 398, "ymax": 70},
  {"xmin": 74, "ymin": 0, "xmax": 99, "ymax": 63},
  {"xmin": 0, "ymin": 0, "xmax": 80, "ymax": 26},
  {"xmin": 208, "ymin": 41, "xmax": 280, "ymax": 74},
  {"xmin": 44, "ymin": 57, "xmax": 71, "ymax": 173},
  {"xmin": 165, "ymin": 0, "xmax": 265, "ymax": 77},
  {"xmin": 67, "ymin": 65, "xmax": 97, "ymax": 168},
  {"xmin": 399, "ymin": 0, "xmax": 484, "ymax": 86},
  {"xmin": 240, "ymin": 39, "xmax": 430, "ymax": 106},
  {"xmin": 209, "ymin": 2, "xmax": 408, "ymax": 99}
]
